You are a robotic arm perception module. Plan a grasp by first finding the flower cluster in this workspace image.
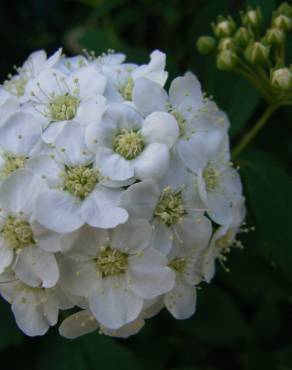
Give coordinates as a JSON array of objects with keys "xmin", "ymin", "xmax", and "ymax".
[{"xmin": 0, "ymin": 48, "xmax": 245, "ymax": 338}]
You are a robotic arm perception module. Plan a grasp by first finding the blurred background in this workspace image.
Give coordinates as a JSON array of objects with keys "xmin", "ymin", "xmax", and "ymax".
[{"xmin": 1, "ymin": 0, "xmax": 292, "ymax": 369}]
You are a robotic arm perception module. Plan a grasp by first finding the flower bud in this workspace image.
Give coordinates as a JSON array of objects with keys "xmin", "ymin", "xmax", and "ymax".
[
  {"xmin": 214, "ymin": 16, "xmax": 236, "ymax": 38},
  {"xmin": 218, "ymin": 37, "xmax": 236, "ymax": 52},
  {"xmin": 197, "ymin": 36, "xmax": 217, "ymax": 55},
  {"xmin": 273, "ymin": 14, "xmax": 292, "ymax": 32},
  {"xmin": 245, "ymin": 42, "xmax": 269, "ymax": 65},
  {"xmin": 271, "ymin": 67, "xmax": 292, "ymax": 91},
  {"xmin": 217, "ymin": 50, "xmax": 237, "ymax": 70},
  {"xmin": 234, "ymin": 27, "xmax": 253, "ymax": 48},
  {"xmin": 276, "ymin": 2, "xmax": 292, "ymax": 18},
  {"xmin": 265, "ymin": 27, "xmax": 286, "ymax": 46},
  {"xmin": 242, "ymin": 7, "xmax": 263, "ymax": 29}
]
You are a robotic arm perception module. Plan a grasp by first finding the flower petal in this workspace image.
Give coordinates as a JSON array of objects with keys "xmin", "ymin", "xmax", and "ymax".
[
  {"xmin": 142, "ymin": 111, "xmax": 179, "ymax": 148},
  {"xmin": 127, "ymin": 247, "xmax": 175, "ymax": 299},
  {"xmin": 164, "ymin": 278, "xmax": 197, "ymax": 319},
  {"xmin": 133, "ymin": 143, "xmax": 169, "ymax": 181},
  {"xmin": 35, "ymin": 189, "xmax": 83, "ymax": 233},
  {"xmin": 89, "ymin": 275, "xmax": 143, "ymax": 330}
]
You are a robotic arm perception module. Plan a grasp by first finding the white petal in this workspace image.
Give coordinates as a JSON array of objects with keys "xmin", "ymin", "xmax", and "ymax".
[
  {"xmin": 26, "ymin": 155, "xmax": 63, "ymax": 187},
  {"xmin": 75, "ymin": 95, "xmax": 106, "ymax": 126},
  {"xmin": 132, "ymin": 50, "xmax": 168, "ymax": 86},
  {"xmin": 0, "ymin": 239, "xmax": 14, "ymax": 273},
  {"xmin": 142, "ymin": 111, "xmax": 179, "ymax": 148},
  {"xmin": 150, "ymin": 221, "xmax": 173, "ymax": 254},
  {"xmin": 12, "ymin": 289, "xmax": 52, "ymax": 336},
  {"xmin": 164, "ymin": 278, "xmax": 197, "ymax": 319},
  {"xmin": 15, "ymin": 246, "xmax": 59, "ymax": 288},
  {"xmin": 59, "ymin": 257, "xmax": 100, "ymax": 296},
  {"xmin": 132, "ymin": 78, "xmax": 168, "ymax": 116},
  {"xmin": 32, "ymin": 222, "xmax": 63, "ymax": 252},
  {"xmin": 102, "ymin": 317, "xmax": 145, "ymax": 338},
  {"xmin": 169, "ymin": 72, "xmax": 203, "ymax": 114},
  {"xmin": 82, "ymin": 188, "xmax": 128, "ymax": 228},
  {"xmin": 35, "ymin": 189, "xmax": 84, "ymax": 233},
  {"xmin": 127, "ymin": 247, "xmax": 175, "ymax": 299},
  {"xmin": 0, "ymin": 169, "xmax": 47, "ymax": 216},
  {"xmin": 133, "ymin": 143, "xmax": 169, "ymax": 181},
  {"xmin": 207, "ymin": 191, "xmax": 233, "ymax": 225},
  {"xmin": 89, "ymin": 275, "xmax": 143, "ymax": 330},
  {"xmin": 68, "ymin": 65, "xmax": 106, "ymax": 98},
  {"xmin": 42, "ymin": 121, "xmax": 67, "ymax": 144},
  {"xmin": 110, "ymin": 218, "xmax": 152, "ymax": 253},
  {"xmin": 0, "ymin": 112, "xmax": 42, "ymax": 155},
  {"xmin": 175, "ymin": 216, "xmax": 212, "ymax": 249},
  {"xmin": 96, "ymin": 146, "xmax": 134, "ymax": 181},
  {"xmin": 55, "ymin": 121, "xmax": 93, "ymax": 165},
  {"xmin": 59, "ymin": 310, "xmax": 99, "ymax": 339},
  {"xmin": 120, "ymin": 179, "xmax": 160, "ymax": 219}
]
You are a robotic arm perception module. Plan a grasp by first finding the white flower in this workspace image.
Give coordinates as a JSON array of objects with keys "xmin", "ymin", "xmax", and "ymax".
[
  {"xmin": 89, "ymin": 103, "xmax": 179, "ymax": 182},
  {"xmin": 102, "ymin": 50, "xmax": 168, "ymax": 102},
  {"xmin": 0, "ymin": 272, "xmax": 73, "ymax": 336},
  {"xmin": 59, "ymin": 219, "xmax": 175, "ymax": 330},
  {"xmin": 0, "ymin": 170, "xmax": 61, "ymax": 288},
  {"xmin": 59, "ymin": 297, "xmax": 162, "ymax": 339},
  {"xmin": 132, "ymin": 72, "xmax": 230, "ymax": 169},
  {"xmin": 202, "ymin": 196, "xmax": 246, "ymax": 282},
  {"xmin": 190, "ymin": 130, "xmax": 243, "ymax": 225},
  {"xmin": 3, "ymin": 49, "xmax": 62, "ymax": 102},
  {"xmin": 165, "ymin": 245, "xmax": 204, "ymax": 319},
  {"xmin": 0, "ymin": 112, "xmax": 42, "ymax": 181},
  {"xmin": 0, "ymin": 87, "xmax": 20, "ymax": 127},
  {"xmin": 25, "ymin": 65, "xmax": 106, "ymax": 143},
  {"xmin": 33, "ymin": 122, "xmax": 128, "ymax": 233},
  {"xmin": 120, "ymin": 175, "xmax": 212, "ymax": 255}
]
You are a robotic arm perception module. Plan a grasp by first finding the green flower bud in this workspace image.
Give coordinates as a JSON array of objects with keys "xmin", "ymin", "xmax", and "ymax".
[
  {"xmin": 217, "ymin": 50, "xmax": 237, "ymax": 70},
  {"xmin": 234, "ymin": 27, "xmax": 253, "ymax": 48},
  {"xmin": 273, "ymin": 14, "xmax": 292, "ymax": 32},
  {"xmin": 214, "ymin": 16, "xmax": 236, "ymax": 38},
  {"xmin": 218, "ymin": 37, "xmax": 236, "ymax": 52},
  {"xmin": 271, "ymin": 67, "xmax": 292, "ymax": 91},
  {"xmin": 265, "ymin": 27, "xmax": 286, "ymax": 46},
  {"xmin": 245, "ymin": 42, "xmax": 269, "ymax": 65},
  {"xmin": 242, "ymin": 7, "xmax": 263, "ymax": 29},
  {"xmin": 196, "ymin": 36, "xmax": 217, "ymax": 55},
  {"xmin": 276, "ymin": 2, "xmax": 292, "ymax": 18}
]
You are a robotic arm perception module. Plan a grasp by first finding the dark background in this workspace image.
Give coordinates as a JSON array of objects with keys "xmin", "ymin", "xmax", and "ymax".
[{"xmin": 1, "ymin": 1, "xmax": 292, "ymax": 369}]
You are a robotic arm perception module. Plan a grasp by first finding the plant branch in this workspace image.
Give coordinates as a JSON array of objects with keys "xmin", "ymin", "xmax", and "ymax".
[{"xmin": 232, "ymin": 104, "xmax": 277, "ymax": 158}]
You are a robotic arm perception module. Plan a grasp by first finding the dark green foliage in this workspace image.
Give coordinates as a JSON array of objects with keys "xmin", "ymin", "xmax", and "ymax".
[{"xmin": 0, "ymin": 0, "xmax": 292, "ymax": 369}]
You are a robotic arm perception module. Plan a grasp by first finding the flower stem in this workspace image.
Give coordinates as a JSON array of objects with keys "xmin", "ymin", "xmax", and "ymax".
[{"xmin": 232, "ymin": 104, "xmax": 277, "ymax": 158}]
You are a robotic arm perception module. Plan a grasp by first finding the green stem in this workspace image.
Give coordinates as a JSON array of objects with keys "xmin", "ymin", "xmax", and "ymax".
[{"xmin": 232, "ymin": 104, "xmax": 277, "ymax": 158}]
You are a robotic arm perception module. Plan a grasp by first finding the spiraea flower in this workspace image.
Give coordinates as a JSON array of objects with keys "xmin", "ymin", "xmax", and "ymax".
[{"xmin": 0, "ymin": 48, "xmax": 245, "ymax": 338}]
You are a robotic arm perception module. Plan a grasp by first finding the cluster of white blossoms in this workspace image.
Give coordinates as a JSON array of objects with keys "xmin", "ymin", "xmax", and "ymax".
[{"xmin": 0, "ymin": 48, "xmax": 245, "ymax": 338}]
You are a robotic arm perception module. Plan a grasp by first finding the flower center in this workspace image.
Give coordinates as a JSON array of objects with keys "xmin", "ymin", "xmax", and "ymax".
[
  {"xmin": 167, "ymin": 106, "xmax": 186, "ymax": 136},
  {"xmin": 4, "ymin": 76, "xmax": 28, "ymax": 97},
  {"xmin": 96, "ymin": 247, "xmax": 128, "ymax": 277},
  {"xmin": 119, "ymin": 78, "xmax": 134, "ymax": 100},
  {"xmin": 169, "ymin": 257, "xmax": 186, "ymax": 273},
  {"xmin": 203, "ymin": 165, "xmax": 220, "ymax": 191},
  {"xmin": 2, "ymin": 216, "xmax": 35, "ymax": 251},
  {"xmin": 1, "ymin": 155, "xmax": 27, "ymax": 178},
  {"xmin": 49, "ymin": 93, "xmax": 79, "ymax": 121},
  {"xmin": 63, "ymin": 165, "xmax": 100, "ymax": 200},
  {"xmin": 154, "ymin": 190, "xmax": 187, "ymax": 226},
  {"xmin": 113, "ymin": 129, "xmax": 145, "ymax": 160},
  {"xmin": 216, "ymin": 230, "xmax": 234, "ymax": 253}
]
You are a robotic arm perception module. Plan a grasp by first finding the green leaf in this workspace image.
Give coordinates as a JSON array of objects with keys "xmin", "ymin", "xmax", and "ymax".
[
  {"xmin": 240, "ymin": 150, "xmax": 292, "ymax": 280},
  {"xmin": 38, "ymin": 331, "xmax": 143, "ymax": 370},
  {"xmin": 177, "ymin": 286, "xmax": 250, "ymax": 348},
  {"xmin": 0, "ymin": 300, "xmax": 24, "ymax": 350}
]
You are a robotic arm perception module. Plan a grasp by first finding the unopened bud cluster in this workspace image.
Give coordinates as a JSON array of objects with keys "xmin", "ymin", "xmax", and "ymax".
[{"xmin": 197, "ymin": 2, "xmax": 292, "ymax": 100}]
